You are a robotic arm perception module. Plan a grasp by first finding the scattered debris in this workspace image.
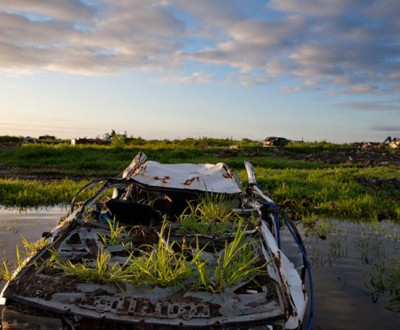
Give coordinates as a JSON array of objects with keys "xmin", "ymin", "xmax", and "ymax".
[
  {"xmin": 352, "ymin": 141, "xmax": 381, "ymax": 149},
  {"xmin": 389, "ymin": 139, "xmax": 400, "ymax": 149},
  {"xmin": 273, "ymin": 147, "xmax": 400, "ymax": 167},
  {"xmin": 383, "ymin": 136, "xmax": 399, "ymax": 149},
  {"xmin": 357, "ymin": 177, "xmax": 400, "ymax": 191}
]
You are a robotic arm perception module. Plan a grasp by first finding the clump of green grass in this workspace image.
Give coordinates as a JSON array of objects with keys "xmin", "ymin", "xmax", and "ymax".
[
  {"xmin": 194, "ymin": 222, "xmax": 267, "ymax": 292},
  {"xmin": 41, "ymin": 220, "xmax": 266, "ymax": 291},
  {"xmin": 46, "ymin": 222, "xmax": 196, "ymax": 287},
  {"xmin": 49, "ymin": 247, "xmax": 128, "ymax": 283},
  {"xmin": 0, "ymin": 261, "xmax": 12, "ymax": 281},
  {"xmin": 202, "ymin": 223, "xmax": 266, "ymax": 292},
  {"xmin": 366, "ymin": 258, "xmax": 400, "ymax": 311},
  {"xmin": 98, "ymin": 218, "xmax": 129, "ymax": 247},
  {"xmin": 177, "ymin": 194, "xmax": 242, "ymax": 235},
  {"xmin": 20, "ymin": 236, "xmax": 48, "ymax": 257},
  {"xmin": 125, "ymin": 223, "xmax": 195, "ymax": 287},
  {"xmin": 354, "ymin": 224, "xmax": 400, "ymax": 311},
  {"xmin": 0, "ymin": 236, "xmax": 48, "ymax": 281},
  {"xmin": 305, "ymin": 218, "xmax": 335, "ymax": 239}
]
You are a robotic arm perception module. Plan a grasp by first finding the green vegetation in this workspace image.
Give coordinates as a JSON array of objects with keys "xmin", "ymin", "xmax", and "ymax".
[
  {"xmin": 125, "ymin": 222, "xmax": 195, "ymax": 287},
  {"xmin": 0, "ymin": 137, "xmax": 398, "ymax": 221},
  {"xmin": 204, "ymin": 221, "xmax": 266, "ymax": 292},
  {"xmin": 253, "ymin": 167, "xmax": 400, "ymax": 221},
  {"xmin": 49, "ymin": 247, "xmax": 129, "ymax": 284},
  {"xmin": 178, "ymin": 194, "xmax": 243, "ymax": 235},
  {"xmin": 0, "ymin": 178, "xmax": 91, "ymax": 208},
  {"xmin": 98, "ymin": 217, "xmax": 130, "ymax": 247},
  {"xmin": 353, "ymin": 222, "xmax": 400, "ymax": 311},
  {"xmin": 0, "ymin": 235, "xmax": 48, "ymax": 281},
  {"xmin": 307, "ymin": 219, "xmax": 400, "ymax": 312},
  {"xmin": 27, "ymin": 220, "xmax": 265, "ymax": 291}
]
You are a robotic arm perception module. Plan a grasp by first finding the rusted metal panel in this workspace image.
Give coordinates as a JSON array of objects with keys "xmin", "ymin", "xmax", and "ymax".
[{"xmin": 131, "ymin": 161, "xmax": 242, "ymax": 194}]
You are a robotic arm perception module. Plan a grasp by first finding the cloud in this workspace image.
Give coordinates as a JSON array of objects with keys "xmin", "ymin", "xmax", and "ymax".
[
  {"xmin": 0, "ymin": 0, "xmax": 399, "ymax": 93},
  {"xmin": 344, "ymin": 84, "xmax": 375, "ymax": 94},
  {"xmin": 340, "ymin": 101, "xmax": 400, "ymax": 111},
  {"xmin": 0, "ymin": 1, "xmax": 188, "ymax": 74},
  {"xmin": 370, "ymin": 124, "xmax": 399, "ymax": 132},
  {"xmin": 155, "ymin": 71, "xmax": 214, "ymax": 84},
  {"xmin": 268, "ymin": 0, "xmax": 367, "ymax": 17},
  {"xmin": 0, "ymin": 0, "xmax": 96, "ymax": 22},
  {"xmin": 185, "ymin": 15, "xmax": 306, "ymax": 74}
]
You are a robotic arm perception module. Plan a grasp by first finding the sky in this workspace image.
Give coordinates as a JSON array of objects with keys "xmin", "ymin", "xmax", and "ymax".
[{"xmin": 0, "ymin": 0, "xmax": 399, "ymax": 143}]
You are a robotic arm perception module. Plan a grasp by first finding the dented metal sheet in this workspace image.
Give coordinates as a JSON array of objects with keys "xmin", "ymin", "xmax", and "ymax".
[{"xmin": 131, "ymin": 161, "xmax": 242, "ymax": 194}]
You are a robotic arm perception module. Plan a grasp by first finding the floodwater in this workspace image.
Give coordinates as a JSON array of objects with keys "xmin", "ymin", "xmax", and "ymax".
[
  {"xmin": 302, "ymin": 219, "xmax": 400, "ymax": 330},
  {"xmin": 0, "ymin": 208, "xmax": 399, "ymax": 329}
]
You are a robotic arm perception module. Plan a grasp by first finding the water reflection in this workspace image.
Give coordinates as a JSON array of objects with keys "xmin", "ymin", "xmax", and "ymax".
[{"xmin": 0, "ymin": 206, "xmax": 66, "ymax": 265}]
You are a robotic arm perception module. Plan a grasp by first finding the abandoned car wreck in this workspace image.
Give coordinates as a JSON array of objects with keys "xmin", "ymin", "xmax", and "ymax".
[{"xmin": 0, "ymin": 152, "xmax": 312, "ymax": 329}]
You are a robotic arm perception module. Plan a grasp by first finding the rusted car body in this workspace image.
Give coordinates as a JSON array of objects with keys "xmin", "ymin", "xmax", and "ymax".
[{"xmin": 1, "ymin": 153, "xmax": 310, "ymax": 329}]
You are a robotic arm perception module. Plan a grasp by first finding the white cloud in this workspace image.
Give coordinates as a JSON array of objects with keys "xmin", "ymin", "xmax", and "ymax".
[
  {"xmin": 155, "ymin": 71, "xmax": 214, "ymax": 84},
  {"xmin": 0, "ymin": 0, "xmax": 399, "ymax": 93},
  {"xmin": 340, "ymin": 101, "xmax": 400, "ymax": 111},
  {"xmin": 371, "ymin": 124, "xmax": 400, "ymax": 132},
  {"xmin": 344, "ymin": 84, "xmax": 375, "ymax": 94},
  {"xmin": 268, "ymin": 0, "xmax": 367, "ymax": 17},
  {"xmin": 0, "ymin": 0, "xmax": 96, "ymax": 22}
]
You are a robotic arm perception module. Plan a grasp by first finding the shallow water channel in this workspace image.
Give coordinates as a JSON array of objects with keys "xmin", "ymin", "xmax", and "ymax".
[{"xmin": 0, "ymin": 208, "xmax": 399, "ymax": 329}]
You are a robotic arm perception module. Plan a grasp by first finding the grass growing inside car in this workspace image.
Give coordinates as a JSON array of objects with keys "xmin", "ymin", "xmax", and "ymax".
[
  {"xmin": 49, "ymin": 247, "xmax": 129, "ymax": 284},
  {"xmin": 0, "ymin": 236, "xmax": 49, "ymax": 282},
  {"xmin": 37, "ymin": 218, "xmax": 266, "ymax": 291},
  {"xmin": 194, "ymin": 221, "xmax": 267, "ymax": 292},
  {"xmin": 98, "ymin": 217, "xmax": 129, "ymax": 247},
  {"xmin": 177, "ymin": 194, "xmax": 245, "ymax": 235},
  {"xmin": 125, "ymin": 222, "xmax": 195, "ymax": 287},
  {"xmin": 45, "ymin": 222, "xmax": 195, "ymax": 287}
]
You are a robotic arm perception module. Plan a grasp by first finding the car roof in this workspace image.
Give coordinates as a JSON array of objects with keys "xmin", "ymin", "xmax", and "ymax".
[{"xmin": 131, "ymin": 161, "xmax": 242, "ymax": 194}]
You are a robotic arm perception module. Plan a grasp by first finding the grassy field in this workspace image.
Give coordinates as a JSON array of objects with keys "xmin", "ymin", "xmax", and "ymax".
[{"xmin": 0, "ymin": 138, "xmax": 399, "ymax": 222}]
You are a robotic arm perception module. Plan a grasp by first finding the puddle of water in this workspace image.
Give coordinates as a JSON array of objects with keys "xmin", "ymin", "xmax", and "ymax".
[
  {"xmin": 0, "ymin": 207, "xmax": 66, "ymax": 265},
  {"xmin": 0, "ymin": 208, "xmax": 399, "ymax": 329},
  {"xmin": 303, "ymin": 219, "xmax": 400, "ymax": 330}
]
